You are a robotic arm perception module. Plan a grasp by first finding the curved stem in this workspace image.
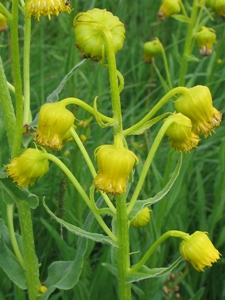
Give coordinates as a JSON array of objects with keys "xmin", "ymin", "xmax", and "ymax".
[
  {"xmin": 128, "ymin": 230, "xmax": 188, "ymax": 274},
  {"xmin": 123, "ymin": 86, "xmax": 189, "ymax": 136},
  {"xmin": 127, "ymin": 118, "xmax": 175, "ymax": 215},
  {"xmin": 161, "ymin": 47, "xmax": 173, "ymax": 90},
  {"xmin": 45, "ymin": 153, "xmax": 117, "ymax": 242},
  {"xmin": 7, "ymin": 204, "xmax": 24, "ymax": 268}
]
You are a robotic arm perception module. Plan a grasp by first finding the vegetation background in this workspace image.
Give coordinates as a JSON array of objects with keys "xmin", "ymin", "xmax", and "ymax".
[{"xmin": 0, "ymin": 0, "xmax": 225, "ymax": 299}]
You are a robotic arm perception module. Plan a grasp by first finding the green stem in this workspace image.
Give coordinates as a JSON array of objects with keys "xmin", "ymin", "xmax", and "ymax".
[
  {"xmin": 161, "ymin": 47, "xmax": 173, "ymax": 90},
  {"xmin": 70, "ymin": 128, "xmax": 116, "ymax": 214},
  {"xmin": 7, "ymin": 205, "xmax": 24, "ymax": 268},
  {"xmin": 127, "ymin": 118, "xmax": 175, "ymax": 215},
  {"xmin": 10, "ymin": 0, "xmax": 24, "ymax": 158},
  {"xmin": 116, "ymin": 194, "xmax": 132, "ymax": 300},
  {"xmin": 16, "ymin": 201, "xmax": 40, "ymax": 300},
  {"xmin": 123, "ymin": 86, "xmax": 189, "ymax": 136},
  {"xmin": 178, "ymin": 0, "xmax": 199, "ymax": 86},
  {"xmin": 0, "ymin": 3, "xmax": 12, "ymax": 20},
  {"xmin": 128, "ymin": 230, "xmax": 188, "ymax": 274},
  {"xmin": 23, "ymin": 16, "xmax": 31, "ymax": 124},
  {"xmin": 45, "ymin": 153, "xmax": 117, "ymax": 242}
]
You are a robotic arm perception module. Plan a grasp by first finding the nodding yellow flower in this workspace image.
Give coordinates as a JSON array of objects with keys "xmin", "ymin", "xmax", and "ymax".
[
  {"xmin": 34, "ymin": 102, "xmax": 75, "ymax": 151},
  {"xmin": 94, "ymin": 144, "xmax": 138, "ymax": 195},
  {"xmin": 143, "ymin": 39, "xmax": 163, "ymax": 63},
  {"xmin": 179, "ymin": 231, "xmax": 221, "ymax": 271},
  {"xmin": 25, "ymin": 0, "xmax": 71, "ymax": 21},
  {"xmin": 0, "ymin": 13, "xmax": 7, "ymax": 32},
  {"xmin": 205, "ymin": 0, "xmax": 225, "ymax": 18},
  {"xmin": 175, "ymin": 86, "xmax": 222, "ymax": 137},
  {"xmin": 165, "ymin": 113, "xmax": 200, "ymax": 152},
  {"xmin": 130, "ymin": 207, "xmax": 151, "ymax": 227},
  {"xmin": 6, "ymin": 148, "xmax": 49, "ymax": 188},
  {"xmin": 158, "ymin": 0, "xmax": 181, "ymax": 20},
  {"xmin": 74, "ymin": 8, "xmax": 125, "ymax": 61},
  {"xmin": 194, "ymin": 27, "xmax": 216, "ymax": 56}
]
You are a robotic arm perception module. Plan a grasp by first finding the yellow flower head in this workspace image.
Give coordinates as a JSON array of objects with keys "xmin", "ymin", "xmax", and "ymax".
[
  {"xmin": 74, "ymin": 8, "xmax": 125, "ymax": 61},
  {"xmin": 179, "ymin": 231, "xmax": 221, "ymax": 271},
  {"xmin": 158, "ymin": 0, "xmax": 181, "ymax": 20},
  {"xmin": 165, "ymin": 113, "xmax": 200, "ymax": 152},
  {"xmin": 194, "ymin": 27, "xmax": 216, "ymax": 56},
  {"xmin": 25, "ymin": 0, "xmax": 71, "ymax": 20},
  {"xmin": 143, "ymin": 38, "xmax": 163, "ymax": 63},
  {"xmin": 130, "ymin": 207, "xmax": 151, "ymax": 227},
  {"xmin": 0, "ymin": 13, "xmax": 7, "ymax": 32},
  {"xmin": 34, "ymin": 101, "xmax": 75, "ymax": 151},
  {"xmin": 6, "ymin": 148, "xmax": 49, "ymax": 188},
  {"xmin": 94, "ymin": 144, "xmax": 138, "ymax": 195},
  {"xmin": 206, "ymin": 0, "xmax": 225, "ymax": 18},
  {"xmin": 175, "ymin": 86, "xmax": 222, "ymax": 137}
]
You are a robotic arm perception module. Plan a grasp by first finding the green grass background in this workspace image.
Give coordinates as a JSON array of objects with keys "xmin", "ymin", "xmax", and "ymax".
[{"xmin": 0, "ymin": 0, "xmax": 225, "ymax": 299}]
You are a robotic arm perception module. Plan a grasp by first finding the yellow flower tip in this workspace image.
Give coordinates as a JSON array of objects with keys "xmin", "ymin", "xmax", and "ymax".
[
  {"xmin": 179, "ymin": 231, "xmax": 221, "ymax": 272},
  {"xmin": 194, "ymin": 27, "xmax": 216, "ymax": 56},
  {"xmin": 143, "ymin": 39, "xmax": 163, "ymax": 63},
  {"xmin": 130, "ymin": 207, "xmax": 151, "ymax": 227},
  {"xmin": 25, "ymin": 0, "xmax": 71, "ymax": 20},
  {"xmin": 165, "ymin": 113, "xmax": 200, "ymax": 152},
  {"xmin": 0, "ymin": 13, "xmax": 7, "ymax": 32},
  {"xmin": 34, "ymin": 102, "xmax": 75, "ymax": 151},
  {"xmin": 175, "ymin": 85, "xmax": 222, "ymax": 137},
  {"xmin": 93, "ymin": 144, "xmax": 138, "ymax": 195},
  {"xmin": 74, "ymin": 8, "xmax": 125, "ymax": 61},
  {"xmin": 158, "ymin": 0, "xmax": 181, "ymax": 20},
  {"xmin": 6, "ymin": 148, "xmax": 49, "ymax": 188},
  {"xmin": 39, "ymin": 285, "xmax": 48, "ymax": 294}
]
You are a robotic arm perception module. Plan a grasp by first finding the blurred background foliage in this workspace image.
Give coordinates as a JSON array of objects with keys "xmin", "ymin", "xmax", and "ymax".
[{"xmin": 0, "ymin": 0, "xmax": 225, "ymax": 299}]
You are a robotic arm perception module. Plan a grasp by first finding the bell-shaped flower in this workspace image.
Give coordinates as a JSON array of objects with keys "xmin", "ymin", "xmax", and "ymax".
[
  {"xmin": 179, "ymin": 231, "xmax": 221, "ymax": 271},
  {"xmin": 194, "ymin": 27, "xmax": 216, "ymax": 56},
  {"xmin": 158, "ymin": 0, "xmax": 181, "ymax": 20},
  {"xmin": 6, "ymin": 148, "xmax": 49, "ymax": 188},
  {"xmin": 94, "ymin": 144, "xmax": 138, "ymax": 195},
  {"xmin": 34, "ymin": 101, "xmax": 75, "ymax": 151},
  {"xmin": 174, "ymin": 86, "xmax": 222, "ymax": 137}
]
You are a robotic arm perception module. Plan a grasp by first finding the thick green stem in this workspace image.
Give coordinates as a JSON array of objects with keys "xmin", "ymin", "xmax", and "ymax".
[
  {"xmin": 128, "ymin": 230, "xmax": 188, "ymax": 274},
  {"xmin": 16, "ymin": 201, "xmax": 40, "ymax": 300},
  {"xmin": 116, "ymin": 194, "xmax": 132, "ymax": 300},
  {"xmin": 178, "ymin": 0, "xmax": 199, "ymax": 86}
]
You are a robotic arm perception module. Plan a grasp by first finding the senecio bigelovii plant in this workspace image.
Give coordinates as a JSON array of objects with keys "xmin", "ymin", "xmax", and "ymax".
[{"xmin": 0, "ymin": 0, "xmax": 223, "ymax": 299}]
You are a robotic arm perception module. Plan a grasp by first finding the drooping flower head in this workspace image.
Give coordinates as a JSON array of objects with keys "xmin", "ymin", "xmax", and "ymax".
[
  {"xmin": 175, "ymin": 86, "xmax": 222, "ymax": 137},
  {"xmin": 34, "ymin": 101, "xmax": 75, "ymax": 151},
  {"xmin": 94, "ymin": 144, "xmax": 138, "ymax": 195},
  {"xmin": 194, "ymin": 26, "xmax": 216, "ymax": 56},
  {"xmin": 0, "ymin": 13, "xmax": 7, "ymax": 32},
  {"xmin": 143, "ymin": 38, "xmax": 163, "ymax": 63},
  {"xmin": 158, "ymin": 0, "xmax": 181, "ymax": 20},
  {"xmin": 165, "ymin": 113, "xmax": 200, "ymax": 152},
  {"xmin": 74, "ymin": 8, "xmax": 125, "ymax": 61},
  {"xmin": 130, "ymin": 207, "xmax": 151, "ymax": 227},
  {"xmin": 6, "ymin": 148, "xmax": 49, "ymax": 188},
  {"xmin": 205, "ymin": 0, "xmax": 225, "ymax": 18},
  {"xmin": 179, "ymin": 231, "xmax": 221, "ymax": 271},
  {"xmin": 25, "ymin": 0, "xmax": 71, "ymax": 20}
]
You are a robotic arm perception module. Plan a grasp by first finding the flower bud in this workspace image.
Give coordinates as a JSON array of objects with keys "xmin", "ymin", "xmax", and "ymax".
[
  {"xmin": 175, "ymin": 86, "xmax": 222, "ymax": 137},
  {"xmin": 34, "ymin": 101, "xmax": 75, "ymax": 151},
  {"xmin": 74, "ymin": 8, "xmax": 125, "ymax": 61},
  {"xmin": 205, "ymin": 0, "xmax": 225, "ymax": 18},
  {"xmin": 143, "ymin": 39, "xmax": 163, "ymax": 63},
  {"xmin": 158, "ymin": 0, "xmax": 181, "ymax": 20},
  {"xmin": 130, "ymin": 207, "xmax": 151, "ymax": 227},
  {"xmin": 25, "ymin": 0, "xmax": 71, "ymax": 21},
  {"xmin": 165, "ymin": 113, "xmax": 200, "ymax": 152},
  {"xmin": 179, "ymin": 231, "xmax": 221, "ymax": 271},
  {"xmin": 194, "ymin": 27, "xmax": 216, "ymax": 56},
  {"xmin": 94, "ymin": 144, "xmax": 138, "ymax": 195},
  {"xmin": 6, "ymin": 148, "xmax": 49, "ymax": 188},
  {"xmin": 0, "ymin": 13, "xmax": 7, "ymax": 32}
]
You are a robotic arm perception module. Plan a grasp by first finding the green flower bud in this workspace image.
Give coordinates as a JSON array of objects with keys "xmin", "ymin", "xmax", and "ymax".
[
  {"xmin": 194, "ymin": 27, "xmax": 216, "ymax": 56},
  {"xmin": 158, "ymin": 0, "xmax": 181, "ymax": 20},
  {"xmin": 143, "ymin": 38, "xmax": 163, "ymax": 63},
  {"xmin": 74, "ymin": 8, "xmax": 125, "ymax": 61},
  {"xmin": 130, "ymin": 207, "xmax": 151, "ymax": 227}
]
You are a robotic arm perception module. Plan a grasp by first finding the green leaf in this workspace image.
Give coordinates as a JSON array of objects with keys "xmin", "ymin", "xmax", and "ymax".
[
  {"xmin": 172, "ymin": 14, "xmax": 190, "ymax": 23},
  {"xmin": 43, "ymin": 199, "xmax": 117, "ymax": 247},
  {"xmin": 185, "ymin": 54, "xmax": 200, "ymax": 62},
  {"xmin": 129, "ymin": 154, "xmax": 182, "ymax": 220},
  {"xmin": 126, "ymin": 257, "xmax": 183, "ymax": 283},
  {"xmin": 0, "ymin": 177, "xmax": 39, "ymax": 209},
  {"xmin": 0, "ymin": 219, "xmax": 26, "ymax": 290}
]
